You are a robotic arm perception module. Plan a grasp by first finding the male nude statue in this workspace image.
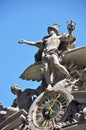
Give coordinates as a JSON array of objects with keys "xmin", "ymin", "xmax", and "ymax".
[
  {"xmin": 18, "ymin": 24, "xmax": 71, "ymax": 86},
  {"xmin": 11, "ymin": 84, "xmax": 39, "ymax": 112}
]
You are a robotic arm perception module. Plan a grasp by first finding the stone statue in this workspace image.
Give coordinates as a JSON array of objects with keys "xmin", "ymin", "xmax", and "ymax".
[
  {"xmin": 1, "ymin": 21, "xmax": 86, "ymax": 130},
  {"xmin": 11, "ymin": 83, "xmax": 39, "ymax": 112},
  {"xmin": 18, "ymin": 22, "xmax": 76, "ymax": 86}
]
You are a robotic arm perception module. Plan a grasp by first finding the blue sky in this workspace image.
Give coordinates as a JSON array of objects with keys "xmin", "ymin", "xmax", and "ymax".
[{"xmin": 0, "ymin": 0, "xmax": 86, "ymax": 108}]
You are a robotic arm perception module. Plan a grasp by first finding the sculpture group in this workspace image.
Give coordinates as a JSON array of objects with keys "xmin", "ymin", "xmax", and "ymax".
[{"xmin": 0, "ymin": 21, "xmax": 86, "ymax": 130}]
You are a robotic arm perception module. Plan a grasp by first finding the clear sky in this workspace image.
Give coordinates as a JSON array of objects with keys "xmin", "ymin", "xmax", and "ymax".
[{"xmin": 0, "ymin": 0, "xmax": 86, "ymax": 108}]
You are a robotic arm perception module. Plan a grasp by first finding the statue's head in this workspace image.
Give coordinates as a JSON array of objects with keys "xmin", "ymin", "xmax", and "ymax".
[
  {"xmin": 11, "ymin": 84, "xmax": 21, "ymax": 95},
  {"xmin": 48, "ymin": 24, "xmax": 60, "ymax": 35}
]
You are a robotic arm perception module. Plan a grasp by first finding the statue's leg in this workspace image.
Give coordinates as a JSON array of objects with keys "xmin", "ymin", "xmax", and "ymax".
[
  {"xmin": 51, "ymin": 54, "xmax": 70, "ymax": 79},
  {"xmin": 49, "ymin": 62, "xmax": 55, "ymax": 83},
  {"xmin": 43, "ymin": 62, "xmax": 51, "ymax": 85}
]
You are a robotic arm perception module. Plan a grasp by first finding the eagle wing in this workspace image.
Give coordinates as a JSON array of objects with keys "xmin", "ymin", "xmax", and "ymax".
[
  {"xmin": 20, "ymin": 62, "xmax": 44, "ymax": 81},
  {"xmin": 62, "ymin": 46, "xmax": 86, "ymax": 68}
]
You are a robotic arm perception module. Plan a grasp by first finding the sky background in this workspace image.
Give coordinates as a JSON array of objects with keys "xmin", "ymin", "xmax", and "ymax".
[{"xmin": 0, "ymin": 0, "xmax": 86, "ymax": 108}]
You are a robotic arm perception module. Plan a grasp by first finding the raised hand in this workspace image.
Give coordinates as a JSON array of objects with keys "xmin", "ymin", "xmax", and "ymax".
[{"xmin": 18, "ymin": 39, "xmax": 25, "ymax": 44}]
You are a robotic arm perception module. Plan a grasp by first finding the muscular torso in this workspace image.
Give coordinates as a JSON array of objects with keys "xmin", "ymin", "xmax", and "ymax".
[
  {"xmin": 12, "ymin": 89, "xmax": 38, "ymax": 112},
  {"xmin": 43, "ymin": 35, "xmax": 60, "ymax": 53}
]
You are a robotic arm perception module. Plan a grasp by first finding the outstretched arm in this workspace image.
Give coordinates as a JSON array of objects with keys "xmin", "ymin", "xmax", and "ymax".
[{"xmin": 18, "ymin": 39, "xmax": 43, "ymax": 49}]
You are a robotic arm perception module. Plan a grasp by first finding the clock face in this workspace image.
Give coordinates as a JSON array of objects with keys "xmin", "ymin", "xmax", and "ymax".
[{"xmin": 32, "ymin": 91, "xmax": 69, "ymax": 129}]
